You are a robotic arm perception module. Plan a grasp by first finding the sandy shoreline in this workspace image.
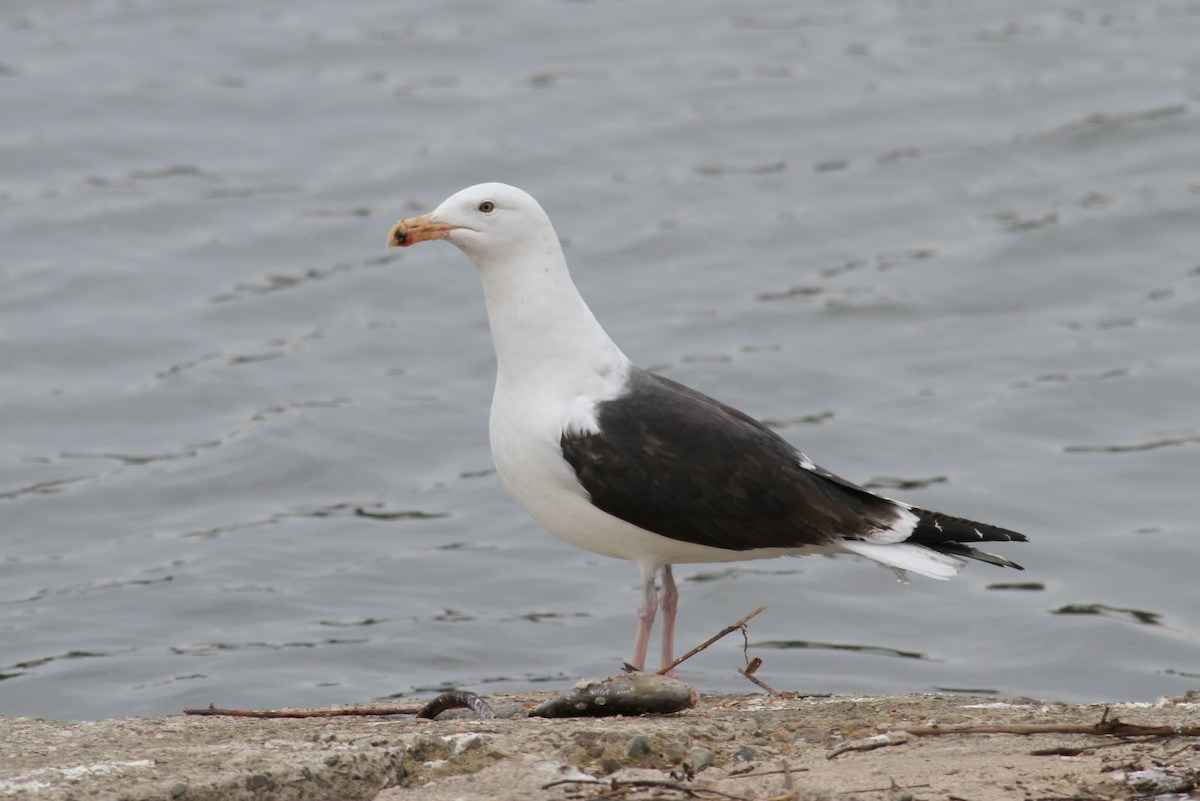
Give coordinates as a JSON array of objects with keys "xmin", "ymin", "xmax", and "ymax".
[{"xmin": 2, "ymin": 691, "xmax": 1197, "ymax": 800}]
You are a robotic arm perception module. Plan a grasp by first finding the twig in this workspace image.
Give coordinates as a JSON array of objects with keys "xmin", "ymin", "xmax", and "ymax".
[
  {"xmin": 1161, "ymin": 740, "xmax": 1200, "ymax": 760},
  {"xmin": 829, "ymin": 710, "xmax": 1198, "ymax": 761},
  {"xmin": 184, "ymin": 690, "xmax": 494, "ymax": 720},
  {"xmin": 837, "ymin": 783, "xmax": 930, "ymax": 795},
  {"xmin": 828, "ymin": 731, "xmax": 913, "ymax": 759},
  {"xmin": 725, "ymin": 764, "xmax": 810, "ymax": 780},
  {"xmin": 657, "ymin": 605, "xmax": 767, "ymax": 675},
  {"xmin": 183, "ymin": 703, "xmax": 422, "ymax": 718},
  {"xmin": 1031, "ymin": 738, "xmax": 1146, "ymax": 757},
  {"xmin": 738, "ymin": 669, "xmax": 778, "ymax": 694},
  {"xmin": 895, "ymin": 718, "xmax": 1200, "ymax": 738},
  {"xmin": 738, "ymin": 657, "xmax": 780, "ymax": 695}
]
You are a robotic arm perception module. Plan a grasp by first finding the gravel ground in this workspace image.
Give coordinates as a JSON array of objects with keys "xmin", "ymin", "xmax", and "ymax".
[{"xmin": 2, "ymin": 691, "xmax": 1197, "ymax": 800}]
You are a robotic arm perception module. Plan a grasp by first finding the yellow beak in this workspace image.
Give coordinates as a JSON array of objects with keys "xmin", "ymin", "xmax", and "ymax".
[{"xmin": 387, "ymin": 213, "xmax": 459, "ymax": 247}]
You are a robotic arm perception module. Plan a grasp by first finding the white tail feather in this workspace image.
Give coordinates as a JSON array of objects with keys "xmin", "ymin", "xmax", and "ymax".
[{"xmin": 840, "ymin": 541, "xmax": 967, "ymax": 580}]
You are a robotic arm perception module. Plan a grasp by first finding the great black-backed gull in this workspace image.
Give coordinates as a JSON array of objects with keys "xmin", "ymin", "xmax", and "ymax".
[{"xmin": 388, "ymin": 183, "xmax": 1028, "ymax": 673}]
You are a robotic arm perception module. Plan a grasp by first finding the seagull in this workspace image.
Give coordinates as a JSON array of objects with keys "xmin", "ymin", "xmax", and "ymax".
[{"xmin": 388, "ymin": 183, "xmax": 1028, "ymax": 673}]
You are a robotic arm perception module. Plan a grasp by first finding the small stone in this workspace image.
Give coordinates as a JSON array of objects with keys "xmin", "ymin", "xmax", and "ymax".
[
  {"xmin": 447, "ymin": 732, "xmax": 489, "ymax": 754},
  {"xmin": 1121, "ymin": 768, "xmax": 1193, "ymax": 795},
  {"xmin": 244, "ymin": 774, "xmax": 276, "ymax": 791},
  {"xmin": 624, "ymin": 733, "xmax": 652, "ymax": 759},
  {"xmin": 169, "ymin": 782, "xmax": 188, "ymax": 798},
  {"xmin": 790, "ymin": 726, "xmax": 825, "ymax": 744},
  {"xmin": 734, "ymin": 745, "xmax": 755, "ymax": 761},
  {"xmin": 663, "ymin": 738, "xmax": 688, "ymax": 764},
  {"xmin": 686, "ymin": 746, "xmax": 716, "ymax": 772},
  {"xmin": 689, "ymin": 724, "xmax": 722, "ymax": 741}
]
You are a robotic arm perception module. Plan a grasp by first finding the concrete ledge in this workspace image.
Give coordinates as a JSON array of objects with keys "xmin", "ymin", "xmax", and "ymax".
[{"xmin": 3, "ymin": 692, "xmax": 1197, "ymax": 800}]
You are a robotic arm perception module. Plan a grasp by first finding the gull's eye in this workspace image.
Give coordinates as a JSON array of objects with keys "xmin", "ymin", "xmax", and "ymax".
[{"xmin": 478, "ymin": 200, "xmax": 495, "ymax": 213}]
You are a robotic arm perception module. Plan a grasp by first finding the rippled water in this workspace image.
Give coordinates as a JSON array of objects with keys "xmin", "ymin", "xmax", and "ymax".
[{"xmin": 3, "ymin": 1, "xmax": 1198, "ymax": 721}]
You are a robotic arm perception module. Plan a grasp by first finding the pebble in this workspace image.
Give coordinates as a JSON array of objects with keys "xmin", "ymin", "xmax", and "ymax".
[
  {"xmin": 686, "ymin": 747, "xmax": 716, "ymax": 772},
  {"xmin": 624, "ymin": 733, "xmax": 653, "ymax": 759},
  {"xmin": 244, "ymin": 774, "xmax": 276, "ymax": 791},
  {"xmin": 663, "ymin": 738, "xmax": 688, "ymax": 764},
  {"xmin": 1115, "ymin": 768, "xmax": 1194, "ymax": 795}
]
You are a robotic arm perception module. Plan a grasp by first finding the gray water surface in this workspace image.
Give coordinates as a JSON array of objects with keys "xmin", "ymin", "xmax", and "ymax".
[{"xmin": 3, "ymin": 1, "xmax": 1199, "ymax": 721}]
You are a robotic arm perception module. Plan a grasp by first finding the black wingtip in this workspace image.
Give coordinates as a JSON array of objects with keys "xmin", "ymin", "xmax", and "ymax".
[{"xmin": 906, "ymin": 508, "xmax": 1029, "ymax": 569}]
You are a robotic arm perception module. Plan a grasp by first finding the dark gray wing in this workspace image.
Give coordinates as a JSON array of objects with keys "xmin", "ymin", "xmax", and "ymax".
[
  {"xmin": 559, "ymin": 368, "xmax": 909, "ymax": 552},
  {"xmin": 560, "ymin": 368, "xmax": 1028, "ymax": 565}
]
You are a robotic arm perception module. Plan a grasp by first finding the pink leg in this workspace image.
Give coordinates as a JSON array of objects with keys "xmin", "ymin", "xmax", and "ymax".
[
  {"xmin": 658, "ymin": 565, "xmax": 679, "ymax": 674},
  {"xmin": 630, "ymin": 563, "xmax": 659, "ymax": 671}
]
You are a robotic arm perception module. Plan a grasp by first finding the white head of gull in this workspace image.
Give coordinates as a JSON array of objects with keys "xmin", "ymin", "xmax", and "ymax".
[{"xmin": 389, "ymin": 183, "xmax": 1028, "ymax": 673}]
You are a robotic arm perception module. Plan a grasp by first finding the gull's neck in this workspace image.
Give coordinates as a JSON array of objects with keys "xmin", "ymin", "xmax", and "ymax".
[{"xmin": 469, "ymin": 240, "xmax": 630, "ymax": 394}]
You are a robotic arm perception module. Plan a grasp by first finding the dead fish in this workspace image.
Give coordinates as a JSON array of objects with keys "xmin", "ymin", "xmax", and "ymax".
[{"xmin": 528, "ymin": 670, "xmax": 698, "ymax": 718}]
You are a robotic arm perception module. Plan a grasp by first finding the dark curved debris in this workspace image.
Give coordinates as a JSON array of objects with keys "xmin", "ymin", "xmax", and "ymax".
[{"xmin": 417, "ymin": 690, "xmax": 494, "ymax": 720}]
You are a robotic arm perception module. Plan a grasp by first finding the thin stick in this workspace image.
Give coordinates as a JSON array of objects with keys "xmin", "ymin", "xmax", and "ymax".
[
  {"xmin": 725, "ymin": 764, "xmax": 810, "ymax": 780},
  {"xmin": 781, "ymin": 759, "xmax": 795, "ymax": 792},
  {"xmin": 897, "ymin": 720, "xmax": 1200, "ymax": 737},
  {"xmin": 738, "ymin": 666, "xmax": 779, "ymax": 695},
  {"xmin": 838, "ymin": 783, "xmax": 930, "ymax": 796},
  {"xmin": 183, "ymin": 704, "xmax": 422, "ymax": 718},
  {"xmin": 657, "ymin": 605, "xmax": 767, "ymax": 675}
]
